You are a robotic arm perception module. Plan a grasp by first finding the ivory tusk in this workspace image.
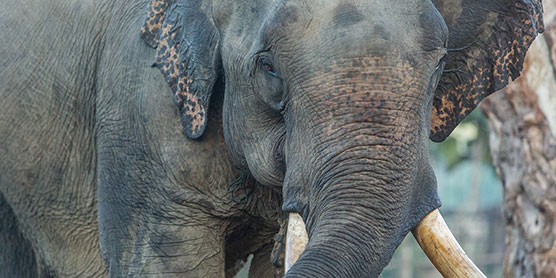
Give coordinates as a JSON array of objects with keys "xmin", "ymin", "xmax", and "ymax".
[
  {"xmin": 284, "ymin": 212, "xmax": 309, "ymax": 272},
  {"xmin": 412, "ymin": 209, "xmax": 486, "ymax": 278}
]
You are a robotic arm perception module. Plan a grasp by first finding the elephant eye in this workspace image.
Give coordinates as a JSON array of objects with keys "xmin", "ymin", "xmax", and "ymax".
[
  {"xmin": 264, "ymin": 64, "xmax": 273, "ymax": 72},
  {"xmin": 260, "ymin": 58, "xmax": 278, "ymax": 77},
  {"xmin": 263, "ymin": 63, "xmax": 277, "ymax": 76}
]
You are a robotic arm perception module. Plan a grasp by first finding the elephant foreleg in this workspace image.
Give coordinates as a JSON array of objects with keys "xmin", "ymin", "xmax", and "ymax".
[
  {"xmin": 101, "ymin": 214, "xmax": 227, "ymax": 278},
  {"xmin": 248, "ymin": 243, "xmax": 277, "ymax": 278},
  {"xmin": 0, "ymin": 193, "xmax": 42, "ymax": 278}
]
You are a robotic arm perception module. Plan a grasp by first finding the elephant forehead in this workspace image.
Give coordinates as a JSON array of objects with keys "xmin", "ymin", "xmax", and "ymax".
[
  {"xmin": 260, "ymin": 0, "xmax": 444, "ymax": 58},
  {"xmin": 259, "ymin": 3, "xmax": 302, "ymax": 42},
  {"xmin": 331, "ymin": 2, "xmax": 364, "ymax": 28}
]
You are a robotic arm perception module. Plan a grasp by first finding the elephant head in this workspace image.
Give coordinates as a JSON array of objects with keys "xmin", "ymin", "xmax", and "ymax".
[{"xmin": 141, "ymin": 0, "xmax": 543, "ymax": 276}]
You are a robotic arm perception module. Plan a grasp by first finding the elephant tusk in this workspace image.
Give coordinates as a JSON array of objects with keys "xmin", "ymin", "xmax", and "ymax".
[
  {"xmin": 284, "ymin": 212, "xmax": 309, "ymax": 272},
  {"xmin": 412, "ymin": 209, "xmax": 486, "ymax": 278}
]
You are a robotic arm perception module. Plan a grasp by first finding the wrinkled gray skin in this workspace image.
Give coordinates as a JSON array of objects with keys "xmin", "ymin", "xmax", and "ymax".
[{"xmin": 0, "ymin": 0, "xmax": 541, "ymax": 277}]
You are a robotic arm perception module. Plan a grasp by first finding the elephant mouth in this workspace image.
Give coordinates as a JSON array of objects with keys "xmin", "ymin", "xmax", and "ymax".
[{"xmin": 284, "ymin": 209, "xmax": 486, "ymax": 278}]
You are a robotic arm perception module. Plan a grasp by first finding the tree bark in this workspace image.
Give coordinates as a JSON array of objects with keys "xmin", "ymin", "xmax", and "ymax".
[{"xmin": 481, "ymin": 3, "xmax": 556, "ymax": 277}]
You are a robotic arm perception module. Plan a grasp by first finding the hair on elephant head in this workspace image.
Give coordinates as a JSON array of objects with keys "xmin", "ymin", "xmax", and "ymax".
[{"xmin": 141, "ymin": 0, "xmax": 542, "ymax": 277}]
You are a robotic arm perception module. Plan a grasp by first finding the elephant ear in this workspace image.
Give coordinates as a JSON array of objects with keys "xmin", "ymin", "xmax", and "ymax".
[
  {"xmin": 430, "ymin": 0, "xmax": 544, "ymax": 142},
  {"xmin": 141, "ymin": 0, "xmax": 220, "ymax": 139}
]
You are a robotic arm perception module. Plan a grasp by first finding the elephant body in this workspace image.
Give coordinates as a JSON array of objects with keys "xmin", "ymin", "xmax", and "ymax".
[
  {"xmin": 0, "ymin": 0, "xmax": 543, "ymax": 277},
  {"xmin": 0, "ymin": 1, "xmax": 279, "ymax": 277},
  {"xmin": 0, "ymin": 1, "xmax": 110, "ymax": 276}
]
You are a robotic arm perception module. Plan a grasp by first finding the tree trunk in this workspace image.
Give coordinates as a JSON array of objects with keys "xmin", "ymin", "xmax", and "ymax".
[{"xmin": 481, "ymin": 3, "xmax": 556, "ymax": 277}]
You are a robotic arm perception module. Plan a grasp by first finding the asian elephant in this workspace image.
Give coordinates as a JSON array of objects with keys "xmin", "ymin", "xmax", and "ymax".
[{"xmin": 0, "ymin": 0, "xmax": 543, "ymax": 277}]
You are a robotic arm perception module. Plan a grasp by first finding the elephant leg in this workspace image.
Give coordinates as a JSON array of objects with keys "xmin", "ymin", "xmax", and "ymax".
[
  {"xmin": 99, "ymin": 202, "xmax": 228, "ymax": 278},
  {"xmin": 0, "ymin": 193, "xmax": 43, "ymax": 278},
  {"xmin": 141, "ymin": 225, "xmax": 227, "ymax": 278},
  {"xmin": 248, "ymin": 243, "xmax": 276, "ymax": 278}
]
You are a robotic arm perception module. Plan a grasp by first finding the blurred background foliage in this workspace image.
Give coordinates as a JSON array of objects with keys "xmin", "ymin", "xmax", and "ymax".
[{"xmin": 430, "ymin": 109, "xmax": 502, "ymax": 211}]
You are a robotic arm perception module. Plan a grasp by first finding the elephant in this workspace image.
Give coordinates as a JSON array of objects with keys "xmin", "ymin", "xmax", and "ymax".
[{"xmin": 0, "ymin": 0, "xmax": 543, "ymax": 277}]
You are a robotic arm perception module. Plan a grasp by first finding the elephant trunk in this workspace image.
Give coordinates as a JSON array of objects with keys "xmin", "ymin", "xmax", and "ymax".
[
  {"xmin": 280, "ymin": 61, "xmax": 444, "ymax": 277},
  {"xmin": 283, "ymin": 172, "xmax": 418, "ymax": 277},
  {"xmin": 281, "ymin": 143, "xmax": 483, "ymax": 277}
]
